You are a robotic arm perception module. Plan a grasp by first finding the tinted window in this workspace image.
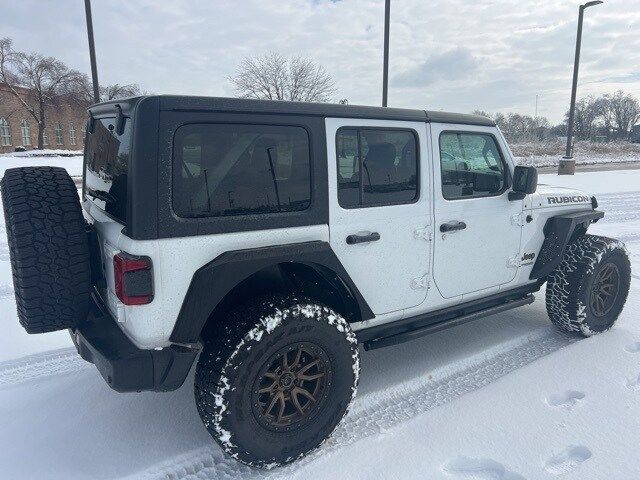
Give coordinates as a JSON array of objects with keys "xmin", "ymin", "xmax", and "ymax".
[
  {"xmin": 439, "ymin": 132, "xmax": 507, "ymax": 200},
  {"xmin": 84, "ymin": 117, "xmax": 131, "ymax": 223},
  {"xmin": 337, "ymin": 128, "xmax": 418, "ymax": 208},
  {"xmin": 173, "ymin": 124, "xmax": 311, "ymax": 218}
]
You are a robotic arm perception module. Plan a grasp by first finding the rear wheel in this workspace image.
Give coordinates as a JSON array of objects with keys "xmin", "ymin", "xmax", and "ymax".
[
  {"xmin": 1, "ymin": 167, "xmax": 91, "ymax": 333},
  {"xmin": 194, "ymin": 295, "xmax": 359, "ymax": 468},
  {"xmin": 546, "ymin": 234, "xmax": 630, "ymax": 336}
]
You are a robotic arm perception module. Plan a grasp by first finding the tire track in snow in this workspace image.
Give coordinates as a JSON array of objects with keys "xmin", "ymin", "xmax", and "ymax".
[
  {"xmin": 126, "ymin": 327, "xmax": 578, "ymax": 480},
  {"xmin": 0, "ymin": 347, "xmax": 88, "ymax": 388},
  {"xmin": 597, "ymin": 192, "xmax": 640, "ymax": 224}
]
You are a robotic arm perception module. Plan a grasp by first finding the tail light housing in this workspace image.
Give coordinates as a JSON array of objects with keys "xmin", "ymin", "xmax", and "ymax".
[{"xmin": 113, "ymin": 252, "xmax": 153, "ymax": 305}]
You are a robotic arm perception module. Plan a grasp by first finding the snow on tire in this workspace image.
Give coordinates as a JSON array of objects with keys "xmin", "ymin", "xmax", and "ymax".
[
  {"xmin": 546, "ymin": 234, "xmax": 631, "ymax": 336},
  {"xmin": 194, "ymin": 295, "xmax": 360, "ymax": 468},
  {"xmin": 1, "ymin": 167, "xmax": 91, "ymax": 334}
]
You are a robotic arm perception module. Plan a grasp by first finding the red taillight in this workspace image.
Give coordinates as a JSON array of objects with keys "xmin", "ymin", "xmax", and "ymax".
[{"xmin": 113, "ymin": 252, "xmax": 153, "ymax": 305}]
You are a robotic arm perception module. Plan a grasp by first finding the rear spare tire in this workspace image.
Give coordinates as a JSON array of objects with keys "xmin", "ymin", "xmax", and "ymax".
[{"xmin": 1, "ymin": 167, "xmax": 91, "ymax": 333}]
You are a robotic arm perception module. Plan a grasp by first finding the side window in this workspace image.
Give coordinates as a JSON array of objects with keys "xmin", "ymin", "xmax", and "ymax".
[
  {"xmin": 172, "ymin": 124, "xmax": 311, "ymax": 218},
  {"xmin": 439, "ymin": 132, "xmax": 508, "ymax": 200},
  {"xmin": 337, "ymin": 128, "xmax": 418, "ymax": 208}
]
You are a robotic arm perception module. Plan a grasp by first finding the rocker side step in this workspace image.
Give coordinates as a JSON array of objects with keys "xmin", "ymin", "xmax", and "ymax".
[{"xmin": 362, "ymin": 294, "xmax": 536, "ymax": 351}]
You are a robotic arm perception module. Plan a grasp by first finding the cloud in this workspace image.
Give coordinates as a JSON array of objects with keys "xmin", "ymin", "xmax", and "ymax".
[
  {"xmin": 595, "ymin": 72, "xmax": 640, "ymax": 83},
  {"xmin": 393, "ymin": 48, "xmax": 478, "ymax": 87},
  {"xmin": 1, "ymin": 0, "xmax": 640, "ymax": 123}
]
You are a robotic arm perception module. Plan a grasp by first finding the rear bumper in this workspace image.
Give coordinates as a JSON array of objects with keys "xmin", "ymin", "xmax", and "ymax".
[{"xmin": 71, "ymin": 292, "xmax": 200, "ymax": 392}]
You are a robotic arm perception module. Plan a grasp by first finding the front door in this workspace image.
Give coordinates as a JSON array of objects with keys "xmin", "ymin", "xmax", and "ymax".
[
  {"xmin": 326, "ymin": 118, "xmax": 432, "ymax": 315},
  {"xmin": 431, "ymin": 124, "xmax": 523, "ymax": 298}
]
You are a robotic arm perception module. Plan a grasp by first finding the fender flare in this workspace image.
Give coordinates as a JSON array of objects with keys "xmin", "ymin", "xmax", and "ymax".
[
  {"xmin": 529, "ymin": 209, "xmax": 604, "ymax": 280},
  {"xmin": 169, "ymin": 241, "xmax": 374, "ymax": 344}
]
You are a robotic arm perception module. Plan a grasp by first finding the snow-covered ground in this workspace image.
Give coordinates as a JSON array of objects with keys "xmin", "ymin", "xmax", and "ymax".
[
  {"xmin": 513, "ymin": 140, "xmax": 640, "ymax": 168},
  {"xmin": 0, "ymin": 165, "xmax": 639, "ymax": 479},
  {"xmin": 0, "ymin": 149, "xmax": 83, "ymax": 178}
]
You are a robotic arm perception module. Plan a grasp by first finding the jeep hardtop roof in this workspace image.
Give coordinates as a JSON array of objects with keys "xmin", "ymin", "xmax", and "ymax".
[{"xmin": 88, "ymin": 95, "xmax": 495, "ymax": 127}]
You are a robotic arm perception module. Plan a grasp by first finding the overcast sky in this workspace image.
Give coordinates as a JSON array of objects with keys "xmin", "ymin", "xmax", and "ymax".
[{"xmin": 2, "ymin": 0, "xmax": 639, "ymax": 123}]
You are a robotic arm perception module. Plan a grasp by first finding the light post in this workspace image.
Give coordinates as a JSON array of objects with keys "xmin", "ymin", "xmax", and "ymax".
[
  {"xmin": 558, "ymin": 0, "xmax": 603, "ymax": 175},
  {"xmin": 382, "ymin": 0, "xmax": 390, "ymax": 107},
  {"xmin": 84, "ymin": 0, "xmax": 100, "ymax": 104}
]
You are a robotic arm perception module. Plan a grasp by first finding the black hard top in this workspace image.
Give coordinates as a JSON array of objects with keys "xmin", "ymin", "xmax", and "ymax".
[{"xmin": 90, "ymin": 95, "xmax": 495, "ymax": 127}]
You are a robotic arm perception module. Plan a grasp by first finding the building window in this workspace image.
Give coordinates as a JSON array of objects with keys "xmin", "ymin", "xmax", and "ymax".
[
  {"xmin": 42, "ymin": 127, "xmax": 49, "ymax": 146},
  {"xmin": 0, "ymin": 117, "xmax": 11, "ymax": 146},
  {"xmin": 81, "ymin": 125, "xmax": 86, "ymax": 143},
  {"xmin": 55, "ymin": 122, "xmax": 64, "ymax": 145},
  {"xmin": 69, "ymin": 124, "xmax": 77, "ymax": 145},
  {"xmin": 20, "ymin": 119, "xmax": 31, "ymax": 146},
  {"xmin": 337, "ymin": 128, "xmax": 418, "ymax": 208}
]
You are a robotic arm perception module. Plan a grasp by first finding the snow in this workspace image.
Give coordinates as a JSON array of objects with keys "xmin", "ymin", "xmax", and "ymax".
[
  {"xmin": 0, "ymin": 166, "xmax": 639, "ymax": 479},
  {"xmin": 0, "ymin": 149, "xmax": 83, "ymax": 178},
  {"xmin": 513, "ymin": 140, "xmax": 640, "ymax": 168}
]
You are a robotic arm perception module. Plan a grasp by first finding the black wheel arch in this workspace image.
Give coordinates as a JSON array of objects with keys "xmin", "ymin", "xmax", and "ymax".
[
  {"xmin": 530, "ymin": 209, "xmax": 605, "ymax": 280},
  {"xmin": 170, "ymin": 241, "xmax": 374, "ymax": 344}
]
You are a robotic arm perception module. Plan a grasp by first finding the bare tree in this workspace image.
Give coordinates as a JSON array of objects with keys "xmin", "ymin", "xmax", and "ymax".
[
  {"xmin": 70, "ymin": 75, "xmax": 142, "ymax": 107},
  {"xmin": 0, "ymin": 37, "xmax": 85, "ymax": 149},
  {"xmin": 569, "ymin": 96, "xmax": 600, "ymax": 140},
  {"xmin": 102, "ymin": 83, "xmax": 141, "ymax": 101},
  {"xmin": 479, "ymin": 110, "xmax": 552, "ymax": 142},
  {"xmin": 606, "ymin": 90, "xmax": 640, "ymax": 139},
  {"xmin": 230, "ymin": 53, "xmax": 336, "ymax": 102}
]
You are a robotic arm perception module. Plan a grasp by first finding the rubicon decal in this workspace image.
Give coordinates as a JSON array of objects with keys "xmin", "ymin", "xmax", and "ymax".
[{"xmin": 547, "ymin": 195, "xmax": 590, "ymax": 205}]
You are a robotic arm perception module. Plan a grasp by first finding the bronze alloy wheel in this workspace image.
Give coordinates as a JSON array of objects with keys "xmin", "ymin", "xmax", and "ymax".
[
  {"xmin": 590, "ymin": 262, "xmax": 621, "ymax": 317},
  {"xmin": 251, "ymin": 342, "xmax": 331, "ymax": 431}
]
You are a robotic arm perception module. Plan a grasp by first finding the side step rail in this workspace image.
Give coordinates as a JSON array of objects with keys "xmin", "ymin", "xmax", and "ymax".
[{"xmin": 363, "ymin": 294, "xmax": 535, "ymax": 350}]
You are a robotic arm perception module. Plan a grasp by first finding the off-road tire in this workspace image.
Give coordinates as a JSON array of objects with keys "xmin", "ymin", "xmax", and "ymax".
[
  {"xmin": 1, "ymin": 167, "xmax": 91, "ymax": 333},
  {"xmin": 546, "ymin": 234, "xmax": 630, "ymax": 336},
  {"xmin": 194, "ymin": 295, "xmax": 360, "ymax": 468}
]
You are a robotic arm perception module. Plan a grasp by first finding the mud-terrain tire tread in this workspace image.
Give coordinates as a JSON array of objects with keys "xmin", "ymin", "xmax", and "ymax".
[
  {"xmin": 194, "ymin": 294, "xmax": 360, "ymax": 468},
  {"xmin": 1, "ymin": 167, "xmax": 91, "ymax": 333},
  {"xmin": 546, "ymin": 234, "xmax": 630, "ymax": 336}
]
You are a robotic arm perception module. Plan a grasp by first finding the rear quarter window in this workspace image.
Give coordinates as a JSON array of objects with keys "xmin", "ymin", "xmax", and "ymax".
[
  {"xmin": 84, "ymin": 117, "xmax": 131, "ymax": 223},
  {"xmin": 172, "ymin": 123, "xmax": 311, "ymax": 218}
]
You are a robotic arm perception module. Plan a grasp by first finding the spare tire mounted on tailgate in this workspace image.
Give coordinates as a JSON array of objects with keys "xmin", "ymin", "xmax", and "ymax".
[{"xmin": 1, "ymin": 167, "xmax": 91, "ymax": 333}]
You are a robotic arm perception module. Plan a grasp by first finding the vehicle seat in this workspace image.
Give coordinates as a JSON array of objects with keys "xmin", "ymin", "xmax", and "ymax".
[{"xmin": 362, "ymin": 142, "xmax": 396, "ymax": 187}]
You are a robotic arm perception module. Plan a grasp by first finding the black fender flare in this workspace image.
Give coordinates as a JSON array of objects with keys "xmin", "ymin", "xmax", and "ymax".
[
  {"xmin": 529, "ymin": 209, "xmax": 604, "ymax": 280},
  {"xmin": 170, "ymin": 241, "xmax": 374, "ymax": 344}
]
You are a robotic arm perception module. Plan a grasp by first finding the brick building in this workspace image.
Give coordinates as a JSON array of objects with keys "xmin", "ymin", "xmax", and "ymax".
[{"xmin": 0, "ymin": 83, "xmax": 87, "ymax": 154}]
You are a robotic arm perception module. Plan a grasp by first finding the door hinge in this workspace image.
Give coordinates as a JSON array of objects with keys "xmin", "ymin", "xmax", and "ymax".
[
  {"xmin": 414, "ymin": 227, "xmax": 432, "ymax": 241},
  {"xmin": 511, "ymin": 212, "xmax": 527, "ymax": 227},
  {"xmin": 511, "ymin": 212, "xmax": 533, "ymax": 227},
  {"xmin": 411, "ymin": 273, "xmax": 430, "ymax": 290},
  {"xmin": 507, "ymin": 255, "xmax": 522, "ymax": 268}
]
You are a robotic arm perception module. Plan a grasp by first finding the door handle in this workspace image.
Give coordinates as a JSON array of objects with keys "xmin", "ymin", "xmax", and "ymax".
[
  {"xmin": 346, "ymin": 232, "xmax": 381, "ymax": 245},
  {"xmin": 440, "ymin": 221, "xmax": 467, "ymax": 233}
]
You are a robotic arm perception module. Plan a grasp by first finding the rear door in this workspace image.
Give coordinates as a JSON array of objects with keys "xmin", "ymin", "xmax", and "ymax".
[
  {"xmin": 326, "ymin": 118, "xmax": 432, "ymax": 315},
  {"xmin": 431, "ymin": 124, "xmax": 523, "ymax": 298}
]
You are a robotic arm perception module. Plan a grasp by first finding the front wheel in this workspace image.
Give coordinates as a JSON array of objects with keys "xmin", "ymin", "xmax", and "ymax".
[
  {"xmin": 546, "ymin": 234, "xmax": 631, "ymax": 336},
  {"xmin": 194, "ymin": 296, "xmax": 360, "ymax": 468}
]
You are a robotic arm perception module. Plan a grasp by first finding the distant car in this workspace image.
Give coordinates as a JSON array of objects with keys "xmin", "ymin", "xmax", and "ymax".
[{"xmin": 1, "ymin": 96, "xmax": 631, "ymax": 468}]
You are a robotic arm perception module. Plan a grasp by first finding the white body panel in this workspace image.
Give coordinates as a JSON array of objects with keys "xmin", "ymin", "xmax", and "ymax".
[
  {"xmin": 325, "ymin": 118, "xmax": 432, "ymax": 315},
  {"xmin": 84, "ymin": 200, "xmax": 329, "ymax": 349},
  {"xmin": 430, "ymin": 123, "xmax": 523, "ymax": 299}
]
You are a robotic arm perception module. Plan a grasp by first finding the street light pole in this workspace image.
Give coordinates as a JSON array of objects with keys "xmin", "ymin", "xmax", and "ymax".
[
  {"xmin": 84, "ymin": 0, "xmax": 100, "ymax": 104},
  {"xmin": 382, "ymin": 0, "xmax": 390, "ymax": 107},
  {"xmin": 559, "ymin": 0, "xmax": 603, "ymax": 175}
]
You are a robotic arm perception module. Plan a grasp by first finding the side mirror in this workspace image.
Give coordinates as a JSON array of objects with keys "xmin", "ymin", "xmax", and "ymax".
[{"xmin": 509, "ymin": 166, "xmax": 538, "ymax": 200}]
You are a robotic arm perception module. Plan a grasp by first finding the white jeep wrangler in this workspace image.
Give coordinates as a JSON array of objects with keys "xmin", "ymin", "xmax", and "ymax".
[{"xmin": 1, "ymin": 96, "xmax": 631, "ymax": 468}]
